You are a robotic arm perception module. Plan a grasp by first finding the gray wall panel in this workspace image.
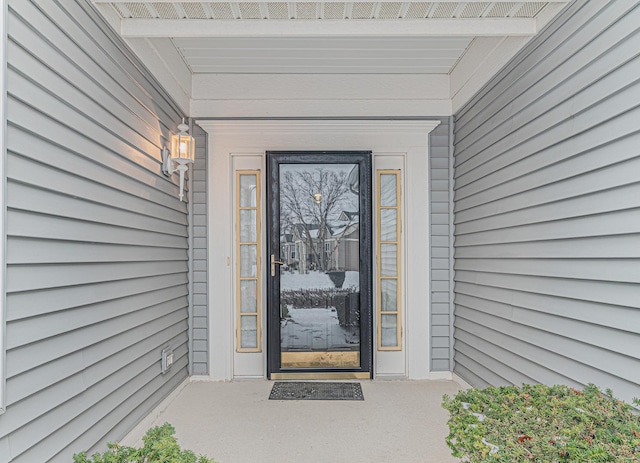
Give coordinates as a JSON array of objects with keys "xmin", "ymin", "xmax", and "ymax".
[
  {"xmin": 2, "ymin": 0, "xmax": 190, "ymax": 461},
  {"xmin": 191, "ymin": 125, "xmax": 209, "ymax": 375},
  {"xmin": 429, "ymin": 117, "xmax": 453, "ymax": 371},
  {"xmin": 453, "ymin": 0, "xmax": 640, "ymax": 403}
]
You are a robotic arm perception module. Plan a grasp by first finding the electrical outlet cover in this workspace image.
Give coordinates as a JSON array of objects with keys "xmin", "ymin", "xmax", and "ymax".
[{"xmin": 161, "ymin": 348, "xmax": 174, "ymax": 374}]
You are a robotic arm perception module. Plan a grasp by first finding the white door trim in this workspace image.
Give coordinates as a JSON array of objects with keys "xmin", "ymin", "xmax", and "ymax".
[{"xmin": 198, "ymin": 119, "xmax": 439, "ymax": 380}]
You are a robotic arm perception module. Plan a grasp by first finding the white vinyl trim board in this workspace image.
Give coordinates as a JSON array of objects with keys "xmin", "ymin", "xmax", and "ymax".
[
  {"xmin": 198, "ymin": 119, "xmax": 439, "ymax": 380},
  {"xmin": 0, "ymin": 0, "xmax": 7, "ymax": 415}
]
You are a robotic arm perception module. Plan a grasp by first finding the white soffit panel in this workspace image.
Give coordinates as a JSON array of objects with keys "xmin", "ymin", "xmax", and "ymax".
[
  {"xmin": 92, "ymin": 1, "xmax": 569, "ymax": 81},
  {"xmin": 99, "ymin": 2, "xmax": 560, "ymax": 21},
  {"xmin": 171, "ymin": 36, "xmax": 473, "ymax": 74}
]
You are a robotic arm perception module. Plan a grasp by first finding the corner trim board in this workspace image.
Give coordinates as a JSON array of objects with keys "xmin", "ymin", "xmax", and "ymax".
[{"xmin": 0, "ymin": 0, "xmax": 7, "ymax": 416}]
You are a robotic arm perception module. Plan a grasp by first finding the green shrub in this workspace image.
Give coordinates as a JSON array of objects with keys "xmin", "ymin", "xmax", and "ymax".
[
  {"xmin": 442, "ymin": 384, "xmax": 640, "ymax": 462},
  {"xmin": 73, "ymin": 423, "xmax": 216, "ymax": 463}
]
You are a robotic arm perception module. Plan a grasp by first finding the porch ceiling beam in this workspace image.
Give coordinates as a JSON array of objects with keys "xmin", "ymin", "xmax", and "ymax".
[
  {"xmin": 120, "ymin": 18, "xmax": 537, "ymax": 37},
  {"xmin": 94, "ymin": 0, "xmax": 569, "ymax": 3}
]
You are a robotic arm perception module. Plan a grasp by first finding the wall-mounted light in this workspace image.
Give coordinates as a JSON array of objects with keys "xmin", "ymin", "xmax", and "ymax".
[{"xmin": 162, "ymin": 118, "xmax": 195, "ymax": 201}]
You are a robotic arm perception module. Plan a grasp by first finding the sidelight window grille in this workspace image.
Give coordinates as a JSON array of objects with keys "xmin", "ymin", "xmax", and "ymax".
[
  {"xmin": 236, "ymin": 171, "xmax": 261, "ymax": 352},
  {"xmin": 377, "ymin": 170, "xmax": 402, "ymax": 350}
]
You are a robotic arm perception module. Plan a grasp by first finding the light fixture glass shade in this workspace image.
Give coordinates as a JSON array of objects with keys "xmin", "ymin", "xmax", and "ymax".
[
  {"xmin": 171, "ymin": 122, "xmax": 195, "ymax": 163},
  {"xmin": 162, "ymin": 119, "xmax": 196, "ymax": 202}
]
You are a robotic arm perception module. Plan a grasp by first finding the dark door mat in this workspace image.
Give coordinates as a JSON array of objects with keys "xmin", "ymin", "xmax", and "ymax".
[{"xmin": 269, "ymin": 382, "xmax": 364, "ymax": 401}]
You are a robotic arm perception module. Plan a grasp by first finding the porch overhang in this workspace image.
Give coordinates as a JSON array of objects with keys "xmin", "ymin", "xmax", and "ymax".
[{"xmin": 91, "ymin": 0, "xmax": 571, "ymax": 116}]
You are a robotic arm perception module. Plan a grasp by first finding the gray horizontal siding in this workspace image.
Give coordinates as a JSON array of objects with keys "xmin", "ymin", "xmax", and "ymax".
[
  {"xmin": 191, "ymin": 124, "xmax": 208, "ymax": 375},
  {"xmin": 1, "ymin": 0, "xmax": 189, "ymax": 462},
  {"xmin": 453, "ymin": 0, "xmax": 640, "ymax": 403},
  {"xmin": 429, "ymin": 117, "xmax": 453, "ymax": 372}
]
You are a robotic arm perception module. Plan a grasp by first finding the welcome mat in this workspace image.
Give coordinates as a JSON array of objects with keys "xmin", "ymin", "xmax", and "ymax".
[{"xmin": 269, "ymin": 382, "xmax": 364, "ymax": 401}]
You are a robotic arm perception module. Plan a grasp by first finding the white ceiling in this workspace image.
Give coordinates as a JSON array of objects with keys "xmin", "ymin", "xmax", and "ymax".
[
  {"xmin": 95, "ymin": 1, "xmax": 565, "ymax": 74},
  {"xmin": 92, "ymin": 1, "xmax": 570, "ymax": 115},
  {"xmin": 172, "ymin": 36, "xmax": 474, "ymax": 74}
]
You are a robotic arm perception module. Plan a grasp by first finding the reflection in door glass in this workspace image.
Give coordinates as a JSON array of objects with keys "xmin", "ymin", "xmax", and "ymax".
[{"xmin": 279, "ymin": 164, "xmax": 361, "ymax": 368}]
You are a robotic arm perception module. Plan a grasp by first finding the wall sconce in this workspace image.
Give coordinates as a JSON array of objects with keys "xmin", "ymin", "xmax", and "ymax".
[{"xmin": 162, "ymin": 118, "xmax": 195, "ymax": 201}]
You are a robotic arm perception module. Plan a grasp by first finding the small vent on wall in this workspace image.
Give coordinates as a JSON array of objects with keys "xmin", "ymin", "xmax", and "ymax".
[{"xmin": 161, "ymin": 348, "xmax": 174, "ymax": 374}]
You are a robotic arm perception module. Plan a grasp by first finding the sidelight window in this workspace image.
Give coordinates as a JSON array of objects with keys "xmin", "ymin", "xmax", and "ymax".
[
  {"xmin": 236, "ymin": 171, "xmax": 261, "ymax": 352},
  {"xmin": 377, "ymin": 170, "xmax": 402, "ymax": 350}
]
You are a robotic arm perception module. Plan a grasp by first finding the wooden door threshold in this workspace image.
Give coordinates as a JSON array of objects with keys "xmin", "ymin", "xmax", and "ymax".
[{"xmin": 271, "ymin": 372, "xmax": 370, "ymax": 380}]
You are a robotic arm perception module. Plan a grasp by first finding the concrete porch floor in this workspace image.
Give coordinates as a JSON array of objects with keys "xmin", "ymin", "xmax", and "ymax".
[{"xmin": 124, "ymin": 380, "xmax": 462, "ymax": 463}]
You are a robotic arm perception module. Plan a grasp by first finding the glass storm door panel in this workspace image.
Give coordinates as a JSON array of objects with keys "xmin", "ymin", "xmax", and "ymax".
[{"xmin": 267, "ymin": 152, "xmax": 372, "ymax": 378}]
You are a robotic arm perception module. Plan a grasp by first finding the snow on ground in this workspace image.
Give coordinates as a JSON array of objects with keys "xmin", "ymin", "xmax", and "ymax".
[
  {"xmin": 281, "ymin": 307, "xmax": 359, "ymax": 350},
  {"xmin": 281, "ymin": 271, "xmax": 333, "ymax": 290},
  {"xmin": 281, "ymin": 271, "xmax": 360, "ymax": 290},
  {"xmin": 343, "ymin": 271, "xmax": 359, "ymax": 289}
]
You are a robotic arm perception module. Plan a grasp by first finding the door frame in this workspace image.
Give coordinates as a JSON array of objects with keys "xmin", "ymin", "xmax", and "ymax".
[
  {"xmin": 266, "ymin": 151, "xmax": 373, "ymax": 379},
  {"xmin": 199, "ymin": 119, "xmax": 442, "ymax": 381}
]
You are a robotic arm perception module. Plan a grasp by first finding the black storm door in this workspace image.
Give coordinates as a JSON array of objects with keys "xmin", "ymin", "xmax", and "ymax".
[{"xmin": 266, "ymin": 151, "xmax": 373, "ymax": 379}]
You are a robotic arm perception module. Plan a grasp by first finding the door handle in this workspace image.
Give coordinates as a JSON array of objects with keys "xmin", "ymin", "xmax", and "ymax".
[{"xmin": 271, "ymin": 254, "xmax": 285, "ymax": 277}]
